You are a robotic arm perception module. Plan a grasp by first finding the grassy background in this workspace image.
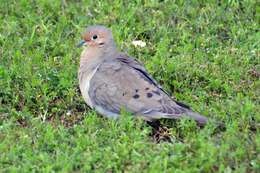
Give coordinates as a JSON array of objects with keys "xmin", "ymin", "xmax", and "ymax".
[{"xmin": 0, "ymin": 0, "xmax": 259, "ymax": 172}]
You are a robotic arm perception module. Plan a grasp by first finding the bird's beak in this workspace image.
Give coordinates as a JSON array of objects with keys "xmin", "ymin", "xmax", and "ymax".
[{"xmin": 77, "ymin": 40, "xmax": 86, "ymax": 48}]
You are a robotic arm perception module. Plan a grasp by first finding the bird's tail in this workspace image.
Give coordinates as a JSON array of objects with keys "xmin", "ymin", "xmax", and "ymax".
[{"xmin": 185, "ymin": 110, "xmax": 208, "ymax": 125}]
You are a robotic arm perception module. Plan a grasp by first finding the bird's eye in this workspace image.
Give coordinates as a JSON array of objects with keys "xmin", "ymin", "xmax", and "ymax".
[{"xmin": 92, "ymin": 35, "xmax": 98, "ymax": 40}]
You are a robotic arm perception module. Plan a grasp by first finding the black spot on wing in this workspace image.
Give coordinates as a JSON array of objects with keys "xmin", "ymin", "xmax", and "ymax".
[
  {"xmin": 133, "ymin": 94, "xmax": 140, "ymax": 99},
  {"xmin": 147, "ymin": 92, "xmax": 153, "ymax": 98}
]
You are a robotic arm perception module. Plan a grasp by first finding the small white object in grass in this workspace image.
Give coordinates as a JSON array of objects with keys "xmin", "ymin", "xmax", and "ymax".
[
  {"xmin": 66, "ymin": 110, "xmax": 72, "ymax": 116},
  {"xmin": 132, "ymin": 40, "xmax": 146, "ymax": 47}
]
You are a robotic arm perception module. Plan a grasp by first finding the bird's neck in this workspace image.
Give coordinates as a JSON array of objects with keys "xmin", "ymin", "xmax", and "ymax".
[{"xmin": 79, "ymin": 46, "xmax": 117, "ymax": 76}]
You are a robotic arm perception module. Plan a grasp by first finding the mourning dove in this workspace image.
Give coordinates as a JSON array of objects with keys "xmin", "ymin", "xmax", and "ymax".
[{"xmin": 77, "ymin": 25, "xmax": 208, "ymax": 125}]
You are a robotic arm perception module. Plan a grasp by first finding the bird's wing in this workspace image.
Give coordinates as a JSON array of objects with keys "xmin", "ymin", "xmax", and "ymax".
[
  {"xmin": 116, "ymin": 53, "xmax": 173, "ymax": 97},
  {"xmin": 89, "ymin": 54, "xmax": 207, "ymax": 123}
]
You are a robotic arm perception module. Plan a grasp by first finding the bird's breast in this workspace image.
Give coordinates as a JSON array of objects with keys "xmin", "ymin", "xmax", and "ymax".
[{"xmin": 79, "ymin": 65, "xmax": 99, "ymax": 108}]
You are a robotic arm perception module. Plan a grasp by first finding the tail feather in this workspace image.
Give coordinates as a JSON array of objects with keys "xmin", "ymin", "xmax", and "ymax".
[
  {"xmin": 185, "ymin": 110, "xmax": 208, "ymax": 125},
  {"xmin": 174, "ymin": 101, "xmax": 207, "ymax": 125}
]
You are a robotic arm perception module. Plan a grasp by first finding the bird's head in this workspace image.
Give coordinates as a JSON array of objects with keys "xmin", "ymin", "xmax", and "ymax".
[{"xmin": 77, "ymin": 25, "xmax": 115, "ymax": 50}]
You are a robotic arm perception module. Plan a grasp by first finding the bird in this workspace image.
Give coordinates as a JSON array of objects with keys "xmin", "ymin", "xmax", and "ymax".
[{"xmin": 77, "ymin": 25, "xmax": 208, "ymax": 125}]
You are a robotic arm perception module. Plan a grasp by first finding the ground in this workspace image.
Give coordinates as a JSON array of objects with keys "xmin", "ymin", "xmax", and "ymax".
[{"xmin": 0, "ymin": 0, "xmax": 259, "ymax": 172}]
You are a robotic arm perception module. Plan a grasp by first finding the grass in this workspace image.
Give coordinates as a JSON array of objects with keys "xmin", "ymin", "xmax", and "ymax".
[{"xmin": 0, "ymin": 0, "xmax": 259, "ymax": 172}]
